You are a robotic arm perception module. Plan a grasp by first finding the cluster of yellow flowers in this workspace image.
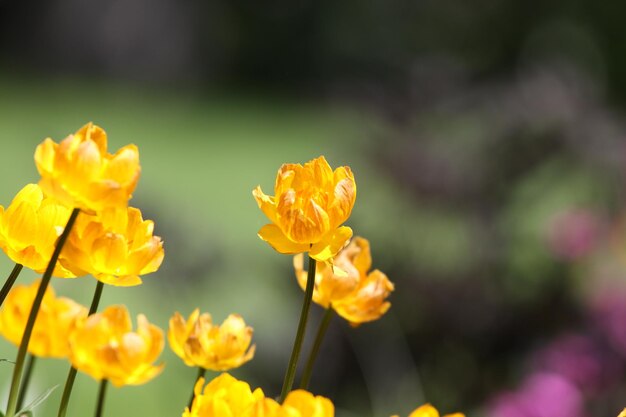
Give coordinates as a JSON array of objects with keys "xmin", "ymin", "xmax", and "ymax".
[
  {"xmin": 183, "ymin": 373, "xmax": 333, "ymax": 417},
  {"xmin": 0, "ymin": 123, "xmax": 163, "ymax": 284},
  {"xmin": 0, "ymin": 124, "xmax": 466, "ymax": 417}
]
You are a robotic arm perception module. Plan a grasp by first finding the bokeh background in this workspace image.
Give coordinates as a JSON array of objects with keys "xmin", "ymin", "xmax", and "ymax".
[{"xmin": 1, "ymin": 1, "xmax": 626, "ymax": 416}]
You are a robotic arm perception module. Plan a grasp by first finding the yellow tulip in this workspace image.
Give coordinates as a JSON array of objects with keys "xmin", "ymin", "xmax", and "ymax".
[
  {"xmin": 295, "ymin": 237, "xmax": 394, "ymax": 326},
  {"xmin": 68, "ymin": 305, "xmax": 164, "ymax": 387},
  {"xmin": 61, "ymin": 206, "xmax": 164, "ymax": 286},
  {"xmin": 34, "ymin": 122, "xmax": 140, "ymax": 212},
  {"xmin": 391, "ymin": 404, "xmax": 464, "ymax": 417},
  {"xmin": 0, "ymin": 184, "xmax": 76, "ymax": 277},
  {"xmin": 253, "ymin": 156, "xmax": 356, "ymax": 262},
  {"xmin": 183, "ymin": 374, "xmax": 265, "ymax": 417},
  {"xmin": 169, "ymin": 310, "xmax": 255, "ymax": 371},
  {"xmin": 0, "ymin": 280, "xmax": 87, "ymax": 358}
]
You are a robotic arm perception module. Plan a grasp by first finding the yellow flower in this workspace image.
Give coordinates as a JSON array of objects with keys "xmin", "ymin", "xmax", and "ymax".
[
  {"xmin": 0, "ymin": 280, "xmax": 87, "ymax": 358},
  {"xmin": 183, "ymin": 373, "xmax": 265, "ymax": 417},
  {"xmin": 391, "ymin": 404, "xmax": 465, "ymax": 417},
  {"xmin": 295, "ymin": 237, "xmax": 394, "ymax": 326},
  {"xmin": 253, "ymin": 156, "xmax": 356, "ymax": 262},
  {"xmin": 618, "ymin": 409, "xmax": 626, "ymax": 417},
  {"xmin": 0, "ymin": 184, "xmax": 76, "ymax": 277},
  {"xmin": 332, "ymin": 268, "xmax": 394, "ymax": 326},
  {"xmin": 35, "ymin": 122, "xmax": 140, "ymax": 212},
  {"xmin": 68, "ymin": 305, "xmax": 164, "ymax": 387},
  {"xmin": 281, "ymin": 390, "xmax": 335, "ymax": 417},
  {"xmin": 183, "ymin": 374, "xmax": 334, "ymax": 417},
  {"xmin": 61, "ymin": 206, "xmax": 164, "ymax": 286},
  {"xmin": 169, "ymin": 310, "xmax": 255, "ymax": 371}
]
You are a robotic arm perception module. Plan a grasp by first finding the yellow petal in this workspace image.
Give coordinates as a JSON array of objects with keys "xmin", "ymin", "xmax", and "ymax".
[
  {"xmin": 257, "ymin": 224, "xmax": 309, "ymax": 255},
  {"xmin": 309, "ymin": 226, "xmax": 353, "ymax": 262},
  {"xmin": 409, "ymin": 404, "xmax": 440, "ymax": 417}
]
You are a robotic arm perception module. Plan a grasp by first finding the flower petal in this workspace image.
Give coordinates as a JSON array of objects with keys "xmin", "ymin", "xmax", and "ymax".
[
  {"xmin": 257, "ymin": 224, "xmax": 309, "ymax": 255},
  {"xmin": 309, "ymin": 226, "xmax": 353, "ymax": 262}
]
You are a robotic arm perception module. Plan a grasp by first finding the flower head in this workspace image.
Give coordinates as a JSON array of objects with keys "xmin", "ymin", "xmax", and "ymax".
[
  {"xmin": 0, "ymin": 184, "xmax": 76, "ymax": 277},
  {"xmin": 61, "ymin": 206, "xmax": 164, "ymax": 286},
  {"xmin": 169, "ymin": 310, "xmax": 255, "ymax": 371},
  {"xmin": 391, "ymin": 404, "xmax": 464, "ymax": 417},
  {"xmin": 69, "ymin": 305, "xmax": 164, "ymax": 387},
  {"xmin": 280, "ymin": 390, "xmax": 335, "ymax": 417},
  {"xmin": 0, "ymin": 280, "xmax": 87, "ymax": 358},
  {"xmin": 253, "ymin": 156, "xmax": 356, "ymax": 262},
  {"xmin": 295, "ymin": 237, "xmax": 394, "ymax": 326},
  {"xmin": 35, "ymin": 122, "xmax": 140, "ymax": 212},
  {"xmin": 183, "ymin": 374, "xmax": 334, "ymax": 417},
  {"xmin": 183, "ymin": 373, "xmax": 265, "ymax": 417}
]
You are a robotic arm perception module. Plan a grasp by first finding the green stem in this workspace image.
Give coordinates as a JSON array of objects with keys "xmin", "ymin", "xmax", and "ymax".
[
  {"xmin": 187, "ymin": 367, "xmax": 206, "ymax": 409},
  {"xmin": 5, "ymin": 207, "xmax": 80, "ymax": 417},
  {"xmin": 94, "ymin": 379, "xmax": 108, "ymax": 417},
  {"xmin": 279, "ymin": 255, "xmax": 317, "ymax": 403},
  {"xmin": 299, "ymin": 307, "xmax": 334, "ymax": 390},
  {"xmin": 16, "ymin": 355, "xmax": 36, "ymax": 411},
  {"xmin": 0, "ymin": 263, "xmax": 23, "ymax": 307},
  {"xmin": 57, "ymin": 280, "xmax": 105, "ymax": 417}
]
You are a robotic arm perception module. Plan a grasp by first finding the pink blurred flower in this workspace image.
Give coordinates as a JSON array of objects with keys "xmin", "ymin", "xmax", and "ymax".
[
  {"xmin": 487, "ymin": 372, "xmax": 585, "ymax": 417},
  {"xmin": 547, "ymin": 209, "xmax": 602, "ymax": 260},
  {"xmin": 532, "ymin": 333, "xmax": 622, "ymax": 395}
]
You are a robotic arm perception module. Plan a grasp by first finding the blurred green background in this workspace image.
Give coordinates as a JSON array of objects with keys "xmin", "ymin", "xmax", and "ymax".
[{"xmin": 2, "ymin": 1, "xmax": 626, "ymax": 416}]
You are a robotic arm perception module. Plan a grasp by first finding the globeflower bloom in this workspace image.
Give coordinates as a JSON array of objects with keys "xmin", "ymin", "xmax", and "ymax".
[
  {"xmin": 253, "ymin": 156, "xmax": 356, "ymax": 262},
  {"xmin": 295, "ymin": 237, "xmax": 394, "ymax": 326},
  {"xmin": 0, "ymin": 184, "xmax": 76, "ymax": 277},
  {"xmin": 183, "ymin": 374, "xmax": 334, "ymax": 417},
  {"xmin": 68, "ymin": 305, "xmax": 164, "ymax": 387},
  {"xmin": 61, "ymin": 206, "xmax": 164, "ymax": 286},
  {"xmin": 280, "ymin": 390, "xmax": 335, "ymax": 417},
  {"xmin": 169, "ymin": 310, "xmax": 255, "ymax": 371},
  {"xmin": 183, "ymin": 373, "xmax": 265, "ymax": 417},
  {"xmin": 0, "ymin": 280, "xmax": 87, "ymax": 358},
  {"xmin": 391, "ymin": 404, "xmax": 464, "ymax": 417},
  {"xmin": 34, "ymin": 122, "xmax": 140, "ymax": 212}
]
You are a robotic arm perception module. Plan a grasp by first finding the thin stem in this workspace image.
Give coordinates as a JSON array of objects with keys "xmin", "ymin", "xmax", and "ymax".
[
  {"xmin": 58, "ymin": 280, "xmax": 105, "ymax": 417},
  {"xmin": 0, "ymin": 263, "xmax": 23, "ymax": 307},
  {"xmin": 16, "ymin": 355, "xmax": 36, "ymax": 411},
  {"xmin": 87, "ymin": 280, "xmax": 105, "ymax": 315},
  {"xmin": 94, "ymin": 379, "xmax": 108, "ymax": 417},
  {"xmin": 299, "ymin": 307, "xmax": 334, "ymax": 390},
  {"xmin": 187, "ymin": 367, "xmax": 206, "ymax": 409},
  {"xmin": 5, "ymin": 207, "xmax": 80, "ymax": 417},
  {"xmin": 279, "ymin": 255, "xmax": 317, "ymax": 403}
]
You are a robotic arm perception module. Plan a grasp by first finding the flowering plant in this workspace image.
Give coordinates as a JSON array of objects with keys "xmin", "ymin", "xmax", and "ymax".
[{"xmin": 0, "ymin": 124, "xmax": 469, "ymax": 417}]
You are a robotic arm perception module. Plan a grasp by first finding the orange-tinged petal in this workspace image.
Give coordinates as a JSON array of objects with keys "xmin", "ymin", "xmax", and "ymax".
[
  {"xmin": 69, "ymin": 305, "xmax": 163, "ymax": 387},
  {"xmin": 258, "ymin": 224, "xmax": 310, "ymax": 255},
  {"xmin": 94, "ymin": 273, "xmax": 143, "ymax": 287},
  {"xmin": 253, "ymin": 186, "xmax": 279, "ymax": 225},
  {"xmin": 408, "ymin": 404, "xmax": 440, "ymax": 417},
  {"xmin": 34, "ymin": 123, "xmax": 140, "ymax": 212},
  {"xmin": 309, "ymin": 226, "xmax": 353, "ymax": 262},
  {"xmin": 0, "ymin": 280, "xmax": 87, "ymax": 358},
  {"xmin": 283, "ymin": 389, "xmax": 335, "ymax": 417},
  {"xmin": 254, "ymin": 156, "xmax": 356, "ymax": 255},
  {"xmin": 104, "ymin": 144, "xmax": 141, "ymax": 186},
  {"xmin": 91, "ymin": 233, "xmax": 128, "ymax": 273},
  {"xmin": 168, "ymin": 310, "xmax": 255, "ymax": 371}
]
